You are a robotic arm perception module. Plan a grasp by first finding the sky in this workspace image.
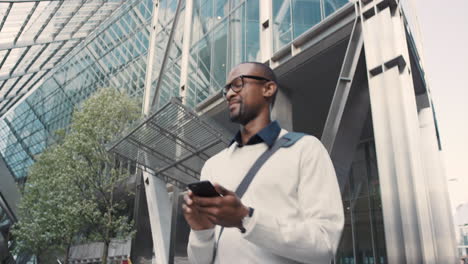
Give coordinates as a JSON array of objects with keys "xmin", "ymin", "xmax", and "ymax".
[{"xmin": 412, "ymin": 0, "xmax": 468, "ymax": 212}]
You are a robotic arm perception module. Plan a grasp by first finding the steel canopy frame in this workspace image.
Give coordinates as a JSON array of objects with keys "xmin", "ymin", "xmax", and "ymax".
[
  {"xmin": 107, "ymin": 97, "xmax": 231, "ymax": 188},
  {"xmin": 0, "ymin": 0, "xmax": 126, "ymax": 118}
]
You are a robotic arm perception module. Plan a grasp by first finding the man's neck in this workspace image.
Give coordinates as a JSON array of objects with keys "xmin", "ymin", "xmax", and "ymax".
[{"xmin": 240, "ymin": 115, "xmax": 271, "ymax": 145}]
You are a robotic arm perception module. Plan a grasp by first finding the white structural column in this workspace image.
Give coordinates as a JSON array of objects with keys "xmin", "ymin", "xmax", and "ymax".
[
  {"xmin": 259, "ymin": 0, "xmax": 273, "ymax": 64},
  {"xmin": 167, "ymin": 3, "xmax": 194, "ymax": 263},
  {"xmin": 143, "ymin": 0, "xmax": 161, "ymax": 115},
  {"xmin": 359, "ymin": 1, "xmax": 437, "ymax": 263},
  {"xmin": 418, "ymin": 107, "xmax": 458, "ymax": 262},
  {"xmin": 260, "ymin": 0, "xmax": 293, "ymax": 130},
  {"xmin": 179, "ymin": 0, "xmax": 193, "ymax": 99},
  {"xmin": 141, "ymin": 1, "xmax": 172, "ymax": 264}
]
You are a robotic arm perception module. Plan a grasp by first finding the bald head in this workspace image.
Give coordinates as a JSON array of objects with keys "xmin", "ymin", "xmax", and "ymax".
[
  {"xmin": 228, "ymin": 62, "xmax": 278, "ymax": 107},
  {"xmin": 238, "ymin": 62, "xmax": 277, "ymax": 83}
]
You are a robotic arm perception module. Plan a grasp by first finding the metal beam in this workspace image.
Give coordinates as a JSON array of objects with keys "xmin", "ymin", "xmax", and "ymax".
[
  {"xmin": 24, "ymin": 99, "xmax": 49, "ymax": 134},
  {"xmin": 0, "ymin": 0, "xmax": 62, "ymax": 2},
  {"xmin": 0, "ymin": 65, "xmax": 53, "ymax": 82},
  {"xmin": 155, "ymin": 139, "xmax": 219, "ymax": 175},
  {"xmin": 52, "ymin": 0, "xmax": 87, "ymax": 40},
  {"xmin": 2, "ymin": 74, "xmax": 24, "ymax": 99},
  {"xmin": 70, "ymin": 0, "xmax": 107, "ymax": 38},
  {"xmin": 13, "ymin": 2, "xmax": 39, "ymax": 44},
  {"xmin": 322, "ymin": 15, "xmax": 364, "ymax": 152},
  {"xmin": 39, "ymin": 40, "xmax": 67, "ymax": 69},
  {"xmin": 0, "ymin": 3, "xmax": 12, "ymax": 33},
  {"xmin": 150, "ymin": 0, "xmax": 184, "ymax": 109},
  {"xmin": 8, "ymin": 46, "xmax": 31, "ymax": 76},
  {"xmin": 0, "ymin": 69, "xmax": 50, "ymax": 117},
  {"xmin": 0, "ymin": 36, "xmax": 84, "ymax": 51},
  {"xmin": 178, "ymin": 0, "xmax": 193, "ymax": 101},
  {"xmin": 3, "ymin": 119, "xmax": 35, "ymax": 162},
  {"xmin": 0, "ymin": 91, "xmax": 29, "ymax": 103},
  {"xmin": 33, "ymin": 0, "xmax": 65, "ymax": 41},
  {"xmin": 23, "ymin": 43, "xmax": 50, "ymax": 73},
  {"xmin": 0, "ymin": 50, "xmax": 11, "ymax": 70}
]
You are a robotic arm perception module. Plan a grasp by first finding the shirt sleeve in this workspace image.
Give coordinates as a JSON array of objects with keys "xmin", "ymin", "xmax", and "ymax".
[
  {"xmin": 187, "ymin": 158, "xmax": 216, "ymax": 264},
  {"xmin": 241, "ymin": 137, "xmax": 345, "ymax": 263}
]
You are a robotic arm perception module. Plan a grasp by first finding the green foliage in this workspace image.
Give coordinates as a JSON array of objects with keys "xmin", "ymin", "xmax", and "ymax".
[{"xmin": 12, "ymin": 88, "xmax": 140, "ymax": 263}]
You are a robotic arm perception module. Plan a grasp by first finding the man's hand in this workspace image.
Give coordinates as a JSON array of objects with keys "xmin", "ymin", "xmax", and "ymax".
[
  {"xmin": 183, "ymin": 190, "xmax": 215, "ymax": 230},
  {"xmin": 194, "ymin": 184, "xmax": 249, "ymax": 228}
]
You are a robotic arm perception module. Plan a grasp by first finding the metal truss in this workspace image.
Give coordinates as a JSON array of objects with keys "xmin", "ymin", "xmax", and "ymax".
[
  {"xmin": 108, "ymin": 97, "xmax": 231, "ymax": 187},
  {"xmin": 3, "ymin": 119, "xmax": 35, "ymax": 163},
  {"xmin": 0, "ymin": 0, "xmax": 126, "ymax": 118}
]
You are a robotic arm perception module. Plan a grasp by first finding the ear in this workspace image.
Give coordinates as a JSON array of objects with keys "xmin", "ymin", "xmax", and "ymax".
[{"xmin": 262, "ymin": 81, "xmax": 277, "ymax": 100}]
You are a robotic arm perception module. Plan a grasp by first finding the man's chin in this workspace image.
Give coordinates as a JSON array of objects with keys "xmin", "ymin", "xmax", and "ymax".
[{"xmin": 229, "ymin": 114, "xmax": 241, "ymax": 123}]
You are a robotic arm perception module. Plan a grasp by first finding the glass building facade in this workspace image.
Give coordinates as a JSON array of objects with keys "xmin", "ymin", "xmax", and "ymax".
[
  {"xmin": 0, "ymin": 0, "xmax": 152, "ymax": 181},
  {"xmin": 0, "ymin": 0, "xmax": 456, "ymax": 263}
]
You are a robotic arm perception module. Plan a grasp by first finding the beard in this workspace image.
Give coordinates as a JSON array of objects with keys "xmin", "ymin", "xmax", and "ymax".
[
  {"xmin": 229, "ymin": 101, "xmax": 243, "ymax": 123},
  {"xmin": 229, "ymin": 100, "xmax": 256, "ymax": 125}
]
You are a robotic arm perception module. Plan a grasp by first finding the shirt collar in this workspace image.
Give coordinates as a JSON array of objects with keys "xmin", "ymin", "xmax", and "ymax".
[{"xmin": 229, "ymin": 121, "xmax": 281, "ymax": 148}]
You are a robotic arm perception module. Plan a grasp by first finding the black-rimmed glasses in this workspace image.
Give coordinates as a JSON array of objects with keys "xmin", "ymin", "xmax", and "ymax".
[{"xmin": 222, "ymin": 75, "xmax": 271, "ymax": 98}]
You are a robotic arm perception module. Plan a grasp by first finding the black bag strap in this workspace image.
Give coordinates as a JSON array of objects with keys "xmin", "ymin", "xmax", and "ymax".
[{"xmin": 211, "ymin": 132, "xmax": 305, "ymax": 263}]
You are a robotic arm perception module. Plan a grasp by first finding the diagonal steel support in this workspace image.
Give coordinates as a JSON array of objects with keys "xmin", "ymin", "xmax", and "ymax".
[
  {"xmin": 150, "ymin": 0, "xmax": 184, "ymax": 109},
  {"xmin": 0, "ymin": 3, "xmax": 12, "ymax": 33},
  {"xmin": 0, "ymin": 69, "xmax": 50, "ymax": 116},
  {"xmin": 70, "ymin": 0, "xmax": 108, "ymax": 38},
  {"xmin": 322, "ymin": 14, "xmax": 364, "ymax": 153},
  {"xmin": 33, "ymin": 0, "xmax": 65, "ymax": 41},
  {"xmin": 13, "ymin": 2, "xmax": 39, "ymax": 44},
  {"xmin": 23, "ymin": 44, "xmax": 50, "ymax": 73},
  {"xmin": 52, "ymin": 0, "xmax": 87, "ymax": 40},
  {"xmin": 39, "ymin": 40, "xmax": 67, "ymax": 69},
  {"xmin": 0, "ymin": 50, "xmax": 11, "ymax": 70},
  {"xmin": 3, "ymin": 119, "xmax": 35, "ymax": 163},
  {"xmin": 8, "ymin": 46, "xmax": 32, "ymax": 76},
  {"xmin": 0, "ymin": 92, "xmax": 29, "ymax": 103},
  {"xmin": 0, "ymin": 36, "xmax": 84, "ymax": 51}
]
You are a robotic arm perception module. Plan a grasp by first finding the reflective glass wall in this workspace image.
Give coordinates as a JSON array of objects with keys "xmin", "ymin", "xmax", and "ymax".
[
  {"xmin": 335, "ymin": 120, "xmax": 387, "ymax": 264},
  {"xmin": 272, "ymin": 0, "xmax": 349, "ymax": 52},
  {"xmin": 0, "ymin": 0, "xmax": 351, "ymax": 181},
  {"xmin": 0, "ymin": 0, "xmax": 153, "ymax": 181},
  {"xmin": 186, "ymin": 0, "xmax": 260, "ymax": 107}
]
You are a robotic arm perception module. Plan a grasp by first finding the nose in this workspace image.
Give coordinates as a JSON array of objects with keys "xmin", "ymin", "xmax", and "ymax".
[{"xmin": 225, "ymin": 86, "xmax": 237, "ymax": 102}]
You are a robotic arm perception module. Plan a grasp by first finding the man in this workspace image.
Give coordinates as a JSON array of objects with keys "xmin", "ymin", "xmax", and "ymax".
[{"xmin": 183, "ymin": 62, "xmax": 344, "ymax": 263}]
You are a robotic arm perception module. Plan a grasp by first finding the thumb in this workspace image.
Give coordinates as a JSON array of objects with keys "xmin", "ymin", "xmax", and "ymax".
[{"xmin": 213, "ymin": 183, "xmax": 231, "ymax": 196}]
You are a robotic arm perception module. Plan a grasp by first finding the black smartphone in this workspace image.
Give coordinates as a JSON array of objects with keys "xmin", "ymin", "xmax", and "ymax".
[{"xmin": 187, "ymin": 181, "xmax": 220, "ymax": 197}]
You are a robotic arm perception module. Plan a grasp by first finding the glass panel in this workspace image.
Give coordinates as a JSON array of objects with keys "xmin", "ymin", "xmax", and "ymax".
[
  {"xmin": 211, "ymin": 21, "xmax": 228, "ymax": 92},
  {"xmin": 228, "ymin": 4, "xmax": 245, "ymax": 68},
  {"xmin": 292, "ymin": 0, "xmax": 322, "ymax": 38},
  {"xmin": 187, "ymin": 0, "xmax": 259, "ymax": 107},
  {"xmin": 273, "ymin": 0, "xmax": 292, "ymax": 52},
  {"xmin": 335, "ymin": 117, "xmax": 388, "ymax": 264},
  {"xmin": 245, "ymin": 0, "xmax": 260, "ymax": 61},
  {"xmin": 324, "ymin": 0, "xmax": 348, "ymax": 17},
  {"xmin": 0, "ymin": 0, "xmax": 148, "ymax": 182}
]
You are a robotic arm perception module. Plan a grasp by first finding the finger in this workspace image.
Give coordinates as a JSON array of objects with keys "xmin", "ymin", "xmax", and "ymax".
[
  {"xmin": 194, "ymin": 196, "xmax": 221, "ymax": 207},
  {"xmin": 198, "ymin": 206, "xmax": 219, "ymax": 217},
  {"xmin": 183, "ymin": 194, "xmax": 193, "ymax": 205},
  {"xmin": 187, "ymin": 190, "xmax": 195, "ymax": 198},
  {"xmin": 182, "ymin": 204, "xmax": 192, "ymax": 214},
  {"xmin": 213, "ymin": 183, "xmax": 232, "ymax": 196}
]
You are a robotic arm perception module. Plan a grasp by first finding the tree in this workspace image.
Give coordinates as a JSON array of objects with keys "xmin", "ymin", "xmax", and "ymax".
[
  {"xmin": 13, "ymin": 88, "xmax": 140, "ymax": 263},
  {"xmin": 61, "ymin": 88, "xmax": 140, "ymax": 264},
  {"xmin": 12, "ymin": 144, "xmax": 84, "ymax": 263}
]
